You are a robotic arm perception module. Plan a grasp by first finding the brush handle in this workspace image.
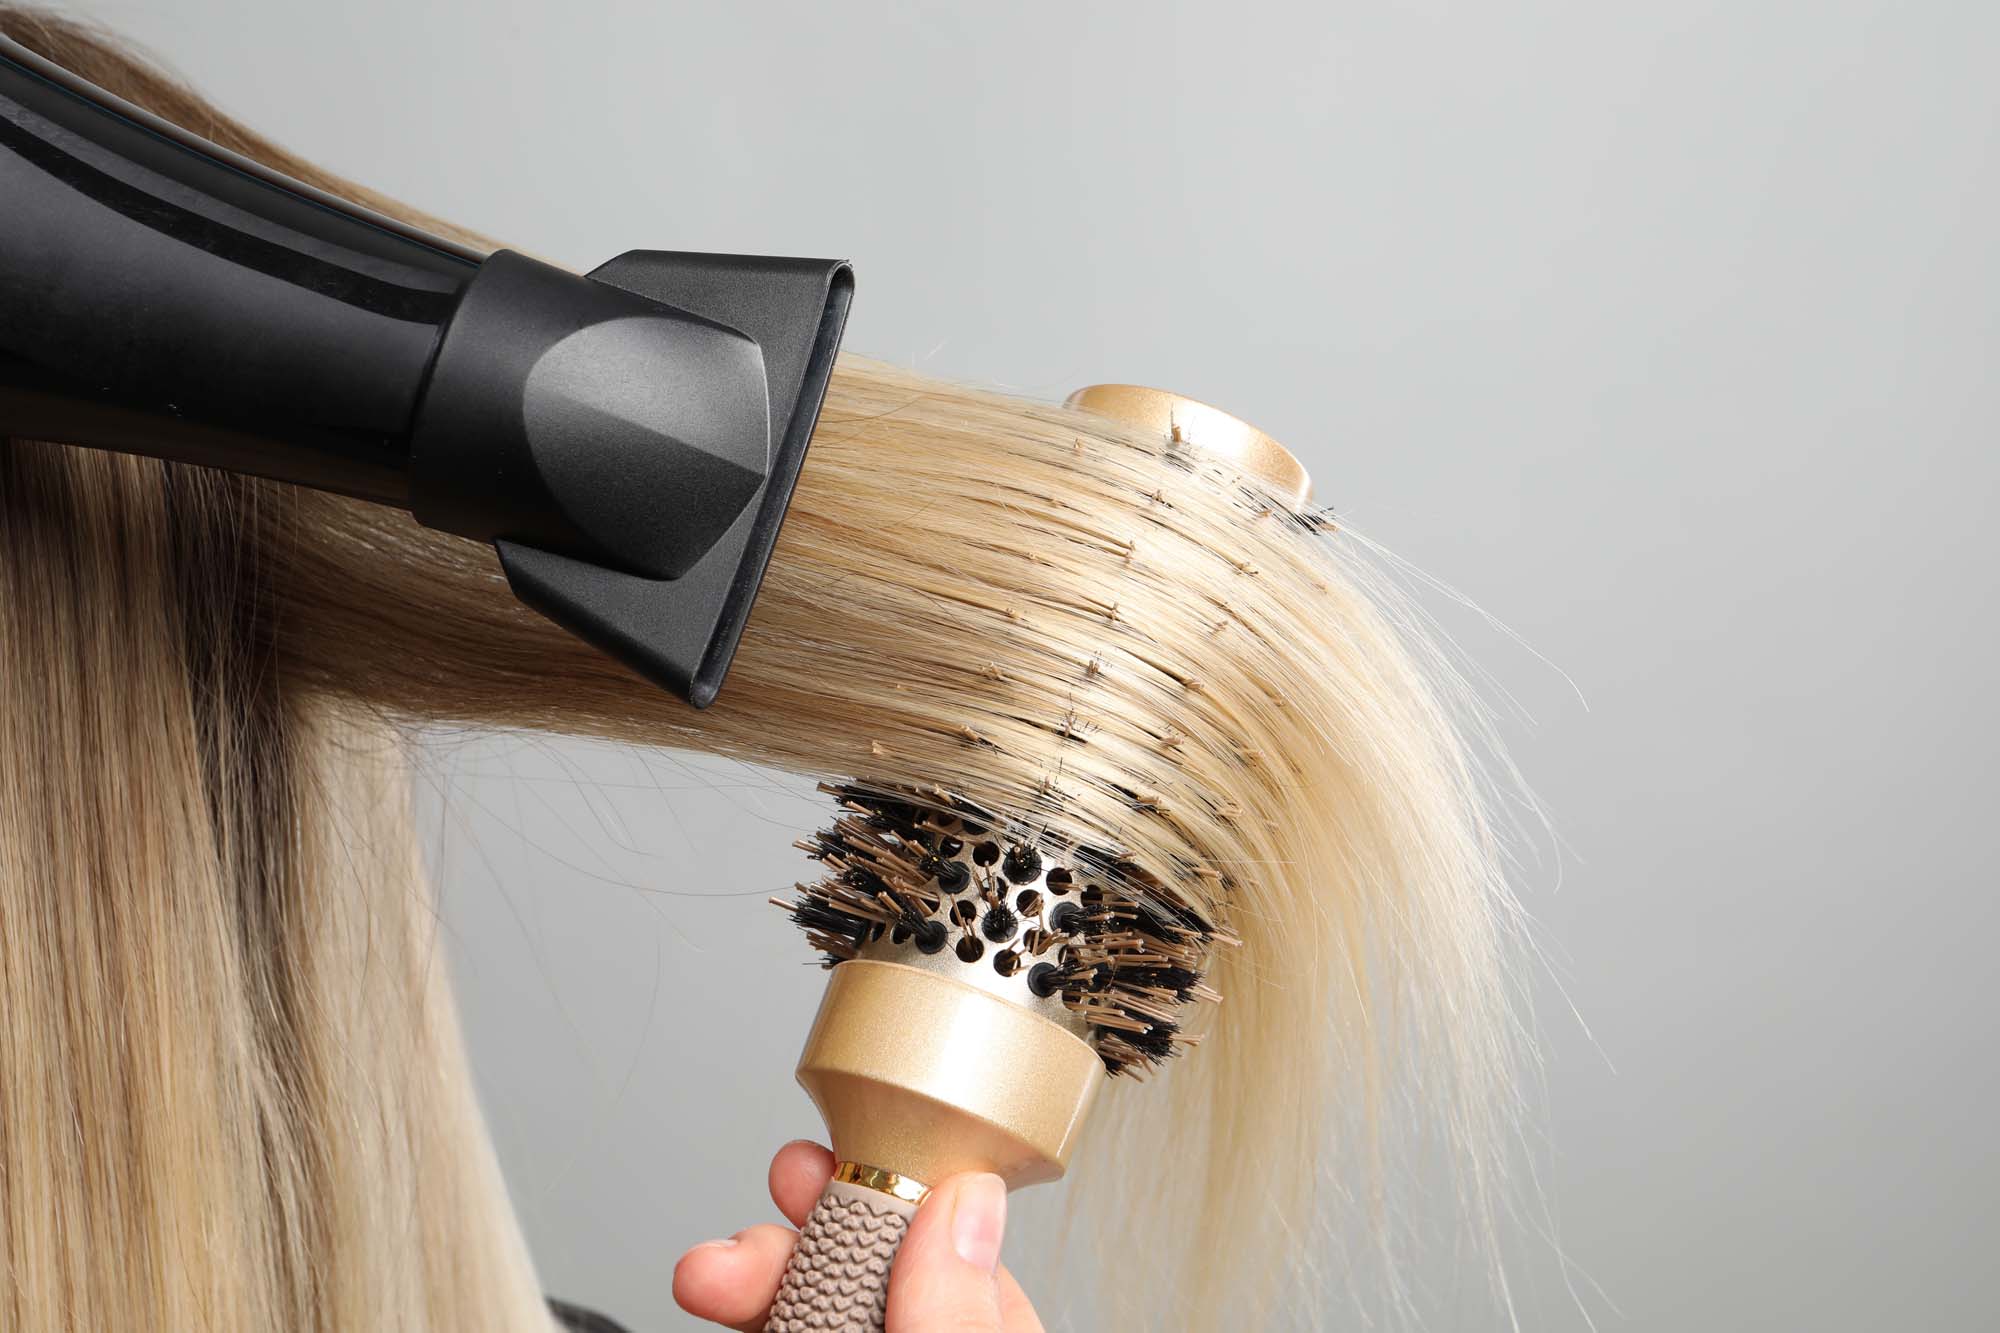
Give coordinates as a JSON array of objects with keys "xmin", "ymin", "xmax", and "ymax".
[{"xmin": 764, "ymin": 1175, "xmax": 919, "ymax": 1332}]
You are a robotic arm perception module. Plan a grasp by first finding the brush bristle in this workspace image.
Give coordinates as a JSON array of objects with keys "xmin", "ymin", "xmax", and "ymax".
[{"xmin": 775, "ymin": 781, "xmax": 1227, "ymax": 1076}]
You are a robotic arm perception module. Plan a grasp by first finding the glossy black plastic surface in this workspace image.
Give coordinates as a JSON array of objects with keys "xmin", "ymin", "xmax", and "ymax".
[
  {"xmin": 0, "ymin": 34, "xmax": 856, "ymax": 707},
  {"xmin": 0, "ymin": 42, "xmax": 477, "ymax": 503}
]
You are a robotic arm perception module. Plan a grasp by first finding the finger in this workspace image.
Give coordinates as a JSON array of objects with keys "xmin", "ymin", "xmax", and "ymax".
[
  {"xmin": 671, "ymin": 1222, "xmax": 799, "ymax": 1332},
  {"xmin": 997, "ymin": 1265, "xmax": 1046, "ymax": 1333},
  {"xmin": 886, "ymin": 1172, "xmax": 1009, "ymax": 1333},
  {"xmin": 768, "ymin": 1139, "xmax": 835, "ymax": 1228}
]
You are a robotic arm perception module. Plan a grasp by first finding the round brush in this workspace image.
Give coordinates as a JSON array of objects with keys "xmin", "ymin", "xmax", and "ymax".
[{"xmin": 761, "ymin": 388, "xmax": 1309, "ymax": 1332}]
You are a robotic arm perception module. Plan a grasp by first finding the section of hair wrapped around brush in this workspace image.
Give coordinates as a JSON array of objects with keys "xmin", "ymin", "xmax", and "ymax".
[
  {"xmin": 271, "ymin": 366, "xmax": 1528, "ymax": 1325},
  {"xmin": 1, "ymin": 10, "xmax": 1528, "ymax": 1328}
]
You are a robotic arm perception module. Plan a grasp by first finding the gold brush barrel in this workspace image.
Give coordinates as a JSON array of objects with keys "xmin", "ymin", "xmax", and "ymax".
[{"xmin": 796, "ymin": 959, "xmax": 1104, "ymax": 1190}]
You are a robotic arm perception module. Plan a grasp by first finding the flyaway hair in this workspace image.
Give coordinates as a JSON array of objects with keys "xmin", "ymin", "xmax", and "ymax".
[{"xmin": 0, "ymin": 10, "xmax": 1527, "ymax": 1330}]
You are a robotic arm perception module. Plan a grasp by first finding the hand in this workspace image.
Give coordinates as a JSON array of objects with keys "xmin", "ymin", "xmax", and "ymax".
[{"xmin": 673, "ymin": 1140, "xmax": 1045, "ymax": 1332}]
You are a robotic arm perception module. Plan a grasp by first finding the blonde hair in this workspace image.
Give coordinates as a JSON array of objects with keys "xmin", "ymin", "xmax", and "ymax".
[{"xmin": 0, "ymin": 10, "xmax": 1525, "ymax": 1330}]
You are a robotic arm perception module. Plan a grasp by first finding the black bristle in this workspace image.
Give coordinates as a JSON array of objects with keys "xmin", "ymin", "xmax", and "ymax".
[
  {"xmin": 1128, "ymin": 1025, "xmax": 1179, "ymax": 1060},
  {"xmin": 875, "ymin": 797, "xmax": 921, "ymax": 825},
  {"xmin": 981, "ymin": 905, "xmax": 1019, "ymax": 943},
  {"xmin": 843, "ymin": 868, "xmax": 888, "ymax": 895},
  {"xmin": 936, "ymin": 860, "xmax": 971, "ymax": 894},
  {"xmin": 914, "ymin": 920, "xmax": 948, "ymax": 954},
  {"xmin": 790, "ymin": 900, "xmax": 865, "ymax": 939},
  {"xmin": 1123, "ymin": 965, "xmax": 1204, "ymax": 999},
  {"xmin": 1001, "ymin": 845, "xmax": 1043, "ymax": 884}
]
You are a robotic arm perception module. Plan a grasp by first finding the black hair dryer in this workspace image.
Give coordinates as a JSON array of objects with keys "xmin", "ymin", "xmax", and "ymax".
[{"xmin": 0, "ymin": 35, "xmax": 853, "ymax": 707}]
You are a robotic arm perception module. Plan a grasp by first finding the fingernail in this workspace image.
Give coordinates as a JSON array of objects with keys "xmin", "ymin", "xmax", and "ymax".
[
  {"xmin": 949, "ymin": 1173, "xmax": 1006, "ymax": 1271},
  {"xmin": 693, "ymin": 1234, "xmax": 741, "ymax": 1251}
]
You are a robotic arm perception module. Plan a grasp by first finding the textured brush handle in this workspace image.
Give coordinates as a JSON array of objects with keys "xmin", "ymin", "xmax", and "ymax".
[{"xmin": 764, "ymin": 1176, "xmax": 921, "ymax": 1332}]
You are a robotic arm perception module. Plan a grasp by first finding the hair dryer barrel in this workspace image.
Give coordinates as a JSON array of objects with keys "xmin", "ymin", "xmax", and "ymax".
[
  {"xmin": 0, "ymin": 34, "xmax": 854, "ymax": 705},
  {"xmin": 0, "ymin": 41, "xmax": 475, "ymax": 505}
]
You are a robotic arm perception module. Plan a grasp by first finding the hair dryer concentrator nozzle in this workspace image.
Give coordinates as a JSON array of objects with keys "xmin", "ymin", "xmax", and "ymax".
[{"xmin": 484, "ymin": 249, "xmax": 853, "ymax": 709}]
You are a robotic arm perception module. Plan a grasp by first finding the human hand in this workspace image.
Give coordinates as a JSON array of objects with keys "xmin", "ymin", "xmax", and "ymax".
[{"xmin": 673, "ymin": 1140, "xmax": 1045, "ymax": 1331}]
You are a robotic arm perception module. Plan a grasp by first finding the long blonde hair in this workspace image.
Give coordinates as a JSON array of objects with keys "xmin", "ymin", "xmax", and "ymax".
[{"xmin": 0, "ymin": 10, "xmax": 1525, "ymax": 1330}]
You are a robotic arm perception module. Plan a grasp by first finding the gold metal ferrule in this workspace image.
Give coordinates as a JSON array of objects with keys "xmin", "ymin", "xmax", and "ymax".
[
  {"xmin": 832, "ymin": 1160, "xmax": 931, "ymax": 1206},
  {"xmin": 1066, "ymin": 383, "xmax": 1312, "ymax": 510},
  {"xmin": 796, "ymin": 960, "xmax": 1105, "ymax": 1190}
]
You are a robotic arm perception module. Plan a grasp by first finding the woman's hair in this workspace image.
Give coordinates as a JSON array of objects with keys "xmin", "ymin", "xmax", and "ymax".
[{"xmin": 0, "ymin": 10, "xmax": 1526, "ymax": 1330}]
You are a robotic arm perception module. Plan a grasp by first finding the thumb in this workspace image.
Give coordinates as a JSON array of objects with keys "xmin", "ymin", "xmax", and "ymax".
[{"xmin": 885, "ymin": 1172, "xmax": 1007, "ymax": 1332}]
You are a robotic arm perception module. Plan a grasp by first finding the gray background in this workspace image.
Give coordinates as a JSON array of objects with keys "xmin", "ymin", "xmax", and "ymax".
[{"xmin": 89, "ymin": 1, "xmax": 1999, "ymax": 1328}]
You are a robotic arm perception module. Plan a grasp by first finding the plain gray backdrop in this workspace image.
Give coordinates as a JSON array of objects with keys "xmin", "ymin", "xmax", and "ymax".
[{"xmin": 87, "ymin": 1, "xmax": 1999, "ymax": 1328}]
